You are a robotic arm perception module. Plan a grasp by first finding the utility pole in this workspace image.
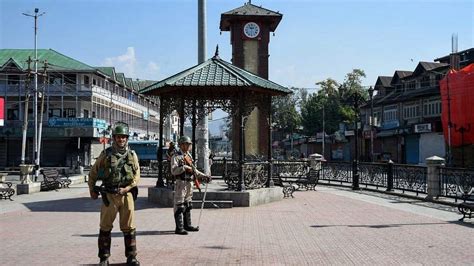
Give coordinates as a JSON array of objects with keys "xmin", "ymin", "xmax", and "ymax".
[
  {"xmin": 21, "ymin": 57, "xmax": 33, "ymax": 165},
  {"xmin": 23, "ymin": 8, "xmax": 45, "ymax": 181},
  {"xmin": 197, "ymin": 0, "xmax": 210, "ymax": 174},
  {"xmin": 36, "ymin": 60, "xmax": 47, "ymax": 181}
]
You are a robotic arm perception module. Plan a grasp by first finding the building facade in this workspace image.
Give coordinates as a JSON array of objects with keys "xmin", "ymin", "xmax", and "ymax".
[{"xmin": 0, "ymin": 49, "xmax": 177, "ymax": 167}]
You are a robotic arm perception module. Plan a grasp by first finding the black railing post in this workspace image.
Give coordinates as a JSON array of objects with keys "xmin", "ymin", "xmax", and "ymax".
[
  {"xmin": 223, "ymin": 157, "xmax": 227, "ymax": 178},
  {"xmin": 352, "ymin": 91, "xmax": 360, "ymax": 190},
  {"xmin": 386, "ymin": 160, "xmax": 393, "ymax": 192}
]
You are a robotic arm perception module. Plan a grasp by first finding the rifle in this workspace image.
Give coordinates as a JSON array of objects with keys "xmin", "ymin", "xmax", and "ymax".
[
  {"xmin": 93, "ymin": 185, "xmax": 138, "ymax": 207},
  {"xmin": 183, "ymin": 153, "xmax": 202, "ymax": 192}
]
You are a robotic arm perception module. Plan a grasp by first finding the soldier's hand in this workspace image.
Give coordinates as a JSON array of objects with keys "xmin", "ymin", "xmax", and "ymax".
[
  {"xmin": 183, "ymin": 165, "xmax": 193, "ymax": 171},
  {"xmin": 118, "ymin": 187, "xmax": 129, "ymax": 195},
  {"xmin": 90, "ymin": 190, "xmax": 99, "ymax": 200},
  {"xmin": 203, "ymin": 175, "xmax": 212, "ymax": 183}
]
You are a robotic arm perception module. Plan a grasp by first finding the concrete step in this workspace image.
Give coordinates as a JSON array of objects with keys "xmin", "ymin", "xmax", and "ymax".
[{"xmin": 191, "ymin": 200, "xmax": 233, "ymax": 209}]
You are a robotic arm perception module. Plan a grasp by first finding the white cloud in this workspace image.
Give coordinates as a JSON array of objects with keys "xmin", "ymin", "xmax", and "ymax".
[{"xmin": 102, "ymin": 47, "xmax": 160, "ymax": 80}]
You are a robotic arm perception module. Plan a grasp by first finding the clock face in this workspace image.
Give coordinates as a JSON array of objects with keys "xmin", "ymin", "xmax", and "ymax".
[{"xmin": 243, "ymin": 22, "xmax": 260, "ymax": 38}]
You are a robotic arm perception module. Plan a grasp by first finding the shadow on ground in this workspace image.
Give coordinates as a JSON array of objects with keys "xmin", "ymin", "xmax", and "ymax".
[
  {"xmin": 76, "ymin": 230, "xmax": 176, "ymax": 238},
  {"xmin": 310, "ymin": 220, "xmax": 474, "ymax": 229},
  {"xmin": 23, "ymin": 196, "xmax": 161, "ymax": 212}
]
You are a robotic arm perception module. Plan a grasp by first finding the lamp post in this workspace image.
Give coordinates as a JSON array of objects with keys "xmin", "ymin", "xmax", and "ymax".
[
  {"xmin": 322, "ymin": 92, "xmax": 328, "ymax": 159},
  {"xmin": 352, "ymin": 91, "xmax": 360, "ymax": 190},
  {"xmin": 368, "ymin": 86, "xmax": 374, "ymax": 162},
  {"xmin": 22, "ymin": 8, "xmax": 45, "ymax": 181}
]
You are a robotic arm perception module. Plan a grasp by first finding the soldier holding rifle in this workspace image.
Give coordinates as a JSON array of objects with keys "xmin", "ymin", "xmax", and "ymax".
[
  {"xmin": 171, "ymin": 136, "xmax": 211, "ymax": 235},
  {"xmin": 88, "ymin": 122, "xmax": 140, "ymax": 266}
]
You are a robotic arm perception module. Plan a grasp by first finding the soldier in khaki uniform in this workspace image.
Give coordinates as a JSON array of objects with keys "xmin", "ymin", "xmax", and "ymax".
[
  {"xmin": 89, "ymin": 123, "xmax": 140, "ymax": 266},
  {"xmin": 171, "ymin": 136, "xmax": 211, "ymax": 235}
]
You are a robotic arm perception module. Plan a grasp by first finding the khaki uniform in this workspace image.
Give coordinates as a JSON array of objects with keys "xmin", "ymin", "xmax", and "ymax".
[
  {"xmin": 171, "ymin": 149, "xmax": 207, "ymax": 234},
  {"xmin": 171, "ymin": 149, "xmax": 206, "ymax": 211},
  {"xmin": 88, "ymin": 145, "xmax": 140, "ymax": 261}
]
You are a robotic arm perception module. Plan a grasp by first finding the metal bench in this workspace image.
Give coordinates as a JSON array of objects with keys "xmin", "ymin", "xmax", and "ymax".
[
  {"xmin": 0, "ymin": 181, "xmax": 15, "ymax": 200},
  {"xmin": 458, "ymin": 202, "xmax": 474, "ymax": 221},
  {"xmin": 279, "ymin": 169, "xmax": 320, "ymax": 198},
  {"xmin": 40, "ymin": 169, "xmax": 71, "ymax": 191}
]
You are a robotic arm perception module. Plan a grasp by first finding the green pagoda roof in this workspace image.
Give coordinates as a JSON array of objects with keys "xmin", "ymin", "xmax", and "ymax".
[{"xmin": 140, "ymin": 55, "xmax": 290, "ymax": 96}]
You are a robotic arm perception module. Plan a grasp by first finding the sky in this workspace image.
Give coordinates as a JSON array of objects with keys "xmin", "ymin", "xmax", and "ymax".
[{"xmin": 1, "ymin": 0, "xmax": 473, "ymax": 132}]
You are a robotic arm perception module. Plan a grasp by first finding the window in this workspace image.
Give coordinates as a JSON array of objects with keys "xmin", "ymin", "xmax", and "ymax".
[
  {"xmin": 403, "ymin": 104, "xmax": 420, "ymax": 119},
  {"xmin": 49, "ymin": 74, "xmax": 62, "ymax": 85},
  {"xmin": 420, "ymin": 75, "xmax": 431, "ymax": 88},
  {"xmin": 7, "ymin": 109, "xmax": 19, "ymax": 120},
  {"xmin": 83, "ymin": 109, "xmax": 89, "ymax": 118},
  {"xmin": 63, "ymin": 108, "xmax": 76, "ymax": 118},
  {"xmin": 423, "ymin": 99, "xmax": 441, "ymax": 117},
  {"xmin": 7, "ymin": 75, "xmax": 20, "ymax": 85},
  {"xmin": 383, "ymin": 105, "xmax": 398, "ymax": 122},
  {"xmin": 49, "ymin": 108, "xmax": 61, "ymax": 118},
  {"xmin": 405, "ymin": 81, "xmax": 416, "ymax": 91},
  {"xmin": 64, "ymin": 74, "xmax": 77, "ymax": 84},
  {"xmin": 84, "ymin": 75, "xmax": 90, "ymax": 86}
]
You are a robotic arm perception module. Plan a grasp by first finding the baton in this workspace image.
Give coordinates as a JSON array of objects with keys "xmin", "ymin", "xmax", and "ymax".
[{"xmin": 197, "ymin": 180, "xmax": 209, "ymax": 228}]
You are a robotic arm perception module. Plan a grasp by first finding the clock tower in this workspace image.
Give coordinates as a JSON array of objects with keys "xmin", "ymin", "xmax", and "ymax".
[{"xmin": 220, "ymin": 1, "xmax": 283, "ymax": 157}]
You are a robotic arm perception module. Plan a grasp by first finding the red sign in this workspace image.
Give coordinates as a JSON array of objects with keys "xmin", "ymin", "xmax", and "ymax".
[{"xmin": 0, "ymin": 97, "xmax": 4, "ymax": 126}]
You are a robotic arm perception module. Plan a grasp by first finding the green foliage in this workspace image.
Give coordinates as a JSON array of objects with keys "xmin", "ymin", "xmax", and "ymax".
[
  {"xmin": 300, "ymin": 69, "xmax": 368, "ymax": 135},
  {"xmin": 272, "ymin": 88, "xmax": 303, "ymax": 133}
]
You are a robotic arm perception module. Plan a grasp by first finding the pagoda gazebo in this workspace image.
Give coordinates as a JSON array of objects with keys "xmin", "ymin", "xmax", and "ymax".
[{"xmin": 140, "ymin": 50, "xmax": 291, "ymax": 191}]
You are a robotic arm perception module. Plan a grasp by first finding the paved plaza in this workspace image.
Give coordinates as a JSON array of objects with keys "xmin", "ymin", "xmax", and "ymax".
[{"xmin": 1, "ymin": 177, "xmax": 473, "ymax": 265}]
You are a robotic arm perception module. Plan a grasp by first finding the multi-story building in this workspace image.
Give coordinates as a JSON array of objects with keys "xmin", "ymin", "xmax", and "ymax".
[
  {"xmin": 361, "ymin": 48, "xmax": 473, "ymax": 164},
  {"xmin": 0, "ymin": 49, "xmax": 177, "ymax": 167}
]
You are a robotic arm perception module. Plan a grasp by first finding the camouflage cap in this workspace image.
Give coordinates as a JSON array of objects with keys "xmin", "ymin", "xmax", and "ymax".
[{"xmin": 178, "ymin": 135, "xmax": 192, "ymax": 144}]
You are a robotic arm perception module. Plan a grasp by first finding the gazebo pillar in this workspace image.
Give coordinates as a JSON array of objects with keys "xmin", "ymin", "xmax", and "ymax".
[
  {"xmin": 156, "ymin": 97, "xmax": 165, "ymax": 187},
  {"xmin": 266, "ymin": 95, "xmax": 274, "ymax": 187},
  {"xmin": 179, "ymin": 98, "xmax": 185, "ymax": 136},
  {"xmin": 238, "ymin": 92, "xmax": 246, "ymax": 191},
  {"xmin": 192, "ymin": 100, "xmax": 197, "ymax": 159}
]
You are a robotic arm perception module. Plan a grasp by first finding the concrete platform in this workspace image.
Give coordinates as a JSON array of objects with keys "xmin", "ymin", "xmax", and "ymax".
[{"xmin": 148, "ymin": 180, "xmax": 283, "ymax": 207}]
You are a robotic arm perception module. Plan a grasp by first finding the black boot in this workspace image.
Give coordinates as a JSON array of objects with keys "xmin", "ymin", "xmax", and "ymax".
[
  {"xmin": 184, "ymin": 202, "xmax": 199, "ymax": 232},
  {"xmin": 98, "ymin": 230, "xmax": 111, "ymax": 265},
  {"xmin": 124, "ymin": 229, "xmax": 140, "ymax": 265},
  {"xmin": 174, "ymin": 204, "xmax": 188, "ymax": 235}
]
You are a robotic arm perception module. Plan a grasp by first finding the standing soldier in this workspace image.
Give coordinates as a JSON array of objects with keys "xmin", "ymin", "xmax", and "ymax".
[
  {"xmin": 171, "ymin": 136, "xmax": 211, "ymax": 235},
  {"xmin": 88, "ymin": 122, "xmax": 140, "ymax": 265}
]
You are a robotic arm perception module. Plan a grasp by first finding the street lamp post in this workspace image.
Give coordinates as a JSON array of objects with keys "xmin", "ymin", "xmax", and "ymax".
[
  {"xmin": 368, "ymin": 86, "xmax": 374, "ymax": 162},
  {"xmin": 352, "ymin": 92, "xmax": 360, "ymax": 190},
  {"xmin": 322, "ymin": 93, "xmax": 327, "ymax": 159},
  {"xmin": 22, "ymin": 8, "xmax": 45, "ymax": 181}
]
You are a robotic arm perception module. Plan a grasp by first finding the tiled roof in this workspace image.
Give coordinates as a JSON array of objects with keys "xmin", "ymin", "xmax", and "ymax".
[
  {"xmin": 390, "ymin": 70, "xmax": 413, "ymax": 85},
  {"xmin": 0, "ymin": 49, "xmax": 96, "ymax": 71},
  {"xmin": 140, "ymin": 55, "xmax": 290, "ymax": 95},
  {"xmin": 412, "ymin": 62, "xmax": 449, "ymax": 76},
  {"xmin": 96, "ymin": 67, "xmax": 116, "ymax": 79},
  {"xmin": 220, "ymin": 3, "xmax": 282, "ymax": 32}
]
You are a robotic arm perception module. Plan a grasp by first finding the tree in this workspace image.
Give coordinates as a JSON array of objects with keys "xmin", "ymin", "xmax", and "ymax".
[
  {"xmin": 272, "ymin": 88, "xmax": 302, "ymax": 134},
  {"xmin": 300, "ymin": 69, "xmax": 368, "ymax": 135}
]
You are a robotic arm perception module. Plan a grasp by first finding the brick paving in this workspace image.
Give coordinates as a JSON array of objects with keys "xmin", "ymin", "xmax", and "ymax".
[{"xmin": 1, "ymin": 178, "xmax": 473, "ymax": 265}]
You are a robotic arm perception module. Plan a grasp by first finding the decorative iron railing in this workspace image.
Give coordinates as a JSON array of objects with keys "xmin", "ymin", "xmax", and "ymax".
[
  {"xmin": 320, "ymin": 161, "xmax": 353, "ymax": 184},
  {"xmin": 392, "ymin": 164, "xmax": 427, "ymax": 195},
  {"xmin": 359, "ymin": 162, "xmax": 388, "ymax": 189},
  {"xmin": 272, "ymin": 160, "xmax": 309, "ymax": 179},
  {"xmin": 224, "ymin": 161, "xmax": 268, "ymax": 190},
  {"xmin": 439, "ymin": 167, "xmax": 474, "ymax": 202}
]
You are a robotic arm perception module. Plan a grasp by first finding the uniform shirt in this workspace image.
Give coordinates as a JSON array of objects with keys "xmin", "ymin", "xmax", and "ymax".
[
  {"xmin": 89, "ymin": 147, "xmax": 141, "ymax": 192},
  {"xmin": 171, "ymin": 149, "xmax": 206, "ymax": 179}
]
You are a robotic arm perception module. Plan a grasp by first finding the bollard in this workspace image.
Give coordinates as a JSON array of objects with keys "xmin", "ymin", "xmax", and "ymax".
[{"xmin": 425, "ymin": 156, "xmax": 445, "ymax": 200}]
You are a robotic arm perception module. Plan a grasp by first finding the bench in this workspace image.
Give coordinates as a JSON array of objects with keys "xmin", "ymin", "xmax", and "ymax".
[
  {"xmin": 40, "ymin": 169, "xmax": 71, "ymax": 191},
  {"xmin": 279, "ymin": 169, "xmax": 320, "ymax": 198},
  {"xmin": 458, "ymin": 202, "xmax": 474, "ymax": 221},
  {"xmin": 0, "ymin": 182, "xmax": 15, "ymax": 200}
]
